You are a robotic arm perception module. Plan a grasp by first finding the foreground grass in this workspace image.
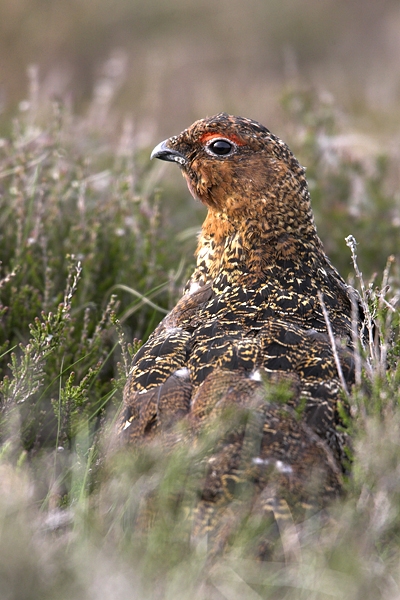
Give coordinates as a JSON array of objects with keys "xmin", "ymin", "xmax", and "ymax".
[{"xmin": 0, "ymin": 88, "xmax": 399, "ymax": 599}]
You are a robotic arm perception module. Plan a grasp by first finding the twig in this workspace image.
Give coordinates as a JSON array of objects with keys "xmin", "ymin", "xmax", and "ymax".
[
  {"xmin": 345, "ymin": 235, "xmax": 377, "ymax": 365},
  {"xmin": 348, "ymin": 284, "xmax": 363, "ymax": 387},
  {"xmin": 317, "ymin": 291, "xmax": 350, "ymax": 399}
]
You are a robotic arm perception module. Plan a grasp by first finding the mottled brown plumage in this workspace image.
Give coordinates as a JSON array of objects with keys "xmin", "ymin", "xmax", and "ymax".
[{"xmin": 117, "ymin": 113, "xmax": 360, "ymax": 556}]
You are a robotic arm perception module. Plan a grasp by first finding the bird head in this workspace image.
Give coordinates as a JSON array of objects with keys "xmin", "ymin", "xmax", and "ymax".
[{"xmin": 151, "ymin": 113, "xmax": 322, "ymax": 268}]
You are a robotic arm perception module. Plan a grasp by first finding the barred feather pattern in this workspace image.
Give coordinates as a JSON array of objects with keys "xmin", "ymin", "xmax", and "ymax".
[{"xmin": 116, "ymin": 113, "xmax": 361, "ymax": 556}]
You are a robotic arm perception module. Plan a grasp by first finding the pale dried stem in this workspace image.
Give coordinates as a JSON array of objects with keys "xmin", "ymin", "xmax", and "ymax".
[
  {"xmin": 376, "ymin": 256, "xmax": 399, "ymax": 378},
  {"xmin": 0, "ymin": 265, "xmax": 19, "ymax": 290},
  {"xmin": 345, "ymin": 235, "xmax": 377, "ymax": 366},
  {"xmin": 317, "ymin": 291, "xmax": 350, "ymax": 399},
  {"xmin": 348, "ymin": 285, "xmax": 364, "ymax": 387}
]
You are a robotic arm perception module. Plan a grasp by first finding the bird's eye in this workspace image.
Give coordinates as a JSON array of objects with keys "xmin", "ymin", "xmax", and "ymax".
[{"xmin": 207, "ymin": 139, "xmax": 234, "ymax": 156}]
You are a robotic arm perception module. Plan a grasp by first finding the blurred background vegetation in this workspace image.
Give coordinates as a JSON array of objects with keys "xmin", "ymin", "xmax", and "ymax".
[
  {"xmin": 2, "ymin": 0, "xmax": 399, "ymax": 274},
  {"xmin": 0, "ymin": 1, "xmax": 400, "ymax": 598},
  {"xmin": 1, "ymin": 0, "xmax": 400, "ymax": 133}
]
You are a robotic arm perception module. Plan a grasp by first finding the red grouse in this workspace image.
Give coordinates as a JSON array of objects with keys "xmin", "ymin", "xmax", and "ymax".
[{"xmin": 117, "ymin": 113, "xmax": 359, "ymax": 556}]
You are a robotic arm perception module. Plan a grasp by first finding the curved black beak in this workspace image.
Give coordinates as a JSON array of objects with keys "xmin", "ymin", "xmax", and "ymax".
[{"xmin": 150, "ymin": 140, "xmax": 187, "ymax": 165}]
